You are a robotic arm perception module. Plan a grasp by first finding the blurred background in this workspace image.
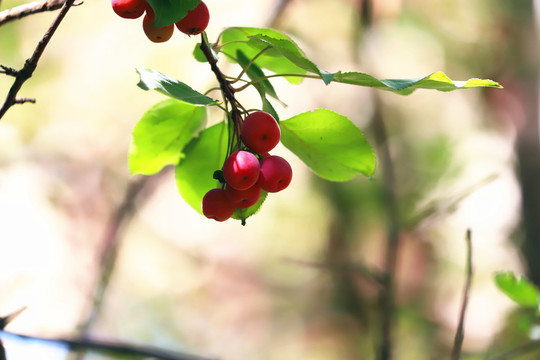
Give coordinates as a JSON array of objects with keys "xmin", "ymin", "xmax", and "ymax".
[{"xmin": 0, "ymin": 0, "xmax": 538, "ymax": 359}]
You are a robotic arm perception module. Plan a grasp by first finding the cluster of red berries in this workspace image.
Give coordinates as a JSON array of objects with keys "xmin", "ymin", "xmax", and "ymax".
[
  {"xmin": 202, "ymin": 111, "xmax": 293, "ymax": 222},
  {"xmin": 111, "ymin": 0, "xmax": 210, "ymax": 43}
]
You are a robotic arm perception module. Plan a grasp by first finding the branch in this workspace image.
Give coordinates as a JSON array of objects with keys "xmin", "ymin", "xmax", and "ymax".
[
  {"xmin": 485, "ymin": 340, "xmax": 540, "ymax": 360},
  {"xmin": 0, "ymin": 0, "xmax": 77, "ymax": 120},
  {"xmin": 74, "ymin": 173, "xmax": 164, "ymax": 360},
  {"xmin": 451, "ymin": 229, "xmax": 474, "ymax": 360},
  {"xmin": 372, "ymin": 97, "xmax": 400, "ymax": 360},
  {"xmin": 0, "ymin": 0, "xmax": 79, "ymax": 26},
  {"xmin": 0, "ymin": 330, "xmax": 215, "ymax": 360}
]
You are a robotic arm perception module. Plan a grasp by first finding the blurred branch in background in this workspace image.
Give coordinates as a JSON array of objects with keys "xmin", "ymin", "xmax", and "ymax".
[
  {"xmin": 73, "ymin": 172, "xmax": 166, "ymax": 359},
  {"xmin": 0, "ymin": 0, "xmax": 78, "ymax": 120},
  {"xmin": 371, "ymin": 97, "xmax": 400, "ymax": 360},
  {"xmin": 450, "ymin": 230, "xmax": 473, "ymax": 360},
  {"xmin": 268, "ymin": 0, "xmax": 294, "ymax": 28},
  {"xmin": 0, "ymin": 330, "xmax": 215, "ymax": 360}
]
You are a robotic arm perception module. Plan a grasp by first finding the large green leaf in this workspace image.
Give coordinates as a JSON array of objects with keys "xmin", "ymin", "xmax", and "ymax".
[
  {"xmin": 175, "ymin": 122, "xmax": 228, "ymax": 214},
  {"xmin": 136, "ymin": 68, "xmax": 219, "ymax": 106},
  {"xmin": 280, "ymin": 109, "xmax": 375, "ymax": 181},
  {"xmin": 129, "ymin": 99, "xmax": 207, "ymax": 175},
  {"xmin": 332, "ymin": 71, "xmax": 502, "ymax": 95},
  {"xmin": 220, "ymin": 27, "xmax": 307, "ymax": 84},
  {"xmin": 494, "ymin": 272, "xmax": 540, "ymax": 308},
  {"xmin": 146, "ymin": 0, "xmax": 200, "ymax": 28}
]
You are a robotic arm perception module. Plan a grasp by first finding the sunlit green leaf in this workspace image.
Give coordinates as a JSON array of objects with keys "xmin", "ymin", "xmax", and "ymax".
[
  {"xmin": 146, "ymin": 0, "xmax": 200, "ymax": 28},
  {"xmin": 247, "ymin": 34, "xmax": 334, "ymax": 85},
  {"xmin": 332, "ymin": 71, "xmax": 502, "ymax": 95},
  {"xmin": 175, "ymin": 122, "xmax": 228, "ymax": 214},
  {"xmin": 280, "ymin": 109, "xmax": 375, "ymax": 181},
  {"xmin": 136, "ymin": 68, "xmax": 219, "ymax": 106},
  {"xmin": 129, "ymin": 100, "xmax": 207, "ymax": 175},
  {"xmin": 495, "ymin": 272, "xmax": 540, "ymax": 308},
  {"xmin": 220, "ymin": 27, "xmax": 307, "ymax": 84},
  {"xmin": 236, "ymin": 50, "xmax": 279, "ymax": 100}
]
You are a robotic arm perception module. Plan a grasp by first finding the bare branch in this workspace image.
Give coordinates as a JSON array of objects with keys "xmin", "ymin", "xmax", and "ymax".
[
  {"xmin": 451, "ymin": 229, "xmax": 474, "ymax": 360},
  {"xmin": 0, "ymin": 0, "xmax": 77, "ymax": 120},
  {"xmin": 372, "ymin": 96, "xmax": 400, "ymax": 360},
  {"xmin": 485, "ymin": 340, "xmax": 540, "ymax": 360},
  {"xmin": 0, "ymin": 0, "xmax": 80, "ymax": 26},
  {"xmin": 0, "ymin": 330, "xmax": 216, "ymax": 360},
  {"xmin": 0, "ymin": 65, "xmax": 18, "ymax": 76}
]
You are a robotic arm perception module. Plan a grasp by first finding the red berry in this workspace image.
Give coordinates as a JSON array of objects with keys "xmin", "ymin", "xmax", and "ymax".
[
  {"xmin": 258, "ymin": 155, "xmax": 292, "ymax": 193},
  {"xmin": 111, "ymin": 0, "xmax": 146, "ymax": 19},
  {"xmin": 225, "ymin": 184, "xmax": 261, "ymax": 209},
  {"xmin": 175, "ymin": 1, "xmax": 210, "ymax": 35},
  {"xmin": 143, "ymin": 14, "xmax": 174, "ymax": 43},
  {"xmin": 223, "ymin": 151, "xmax": 260, "ymax": 191},
  {"xmin": 241, "ymin": 111, "xmax": 281, "ymax": 155},
  {"xmin": 202, "ymin": 188, "xmax": 235, "ymax": 221}
]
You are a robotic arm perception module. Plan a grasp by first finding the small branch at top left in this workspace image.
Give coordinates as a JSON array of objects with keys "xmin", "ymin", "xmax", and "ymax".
[
  {"xmin": 0, "ymin": 0, "xmax": 82, "ymax": 26},
  {"xmin": 0, "ymin": 0, "xmax": 79, "ymax": 120}
]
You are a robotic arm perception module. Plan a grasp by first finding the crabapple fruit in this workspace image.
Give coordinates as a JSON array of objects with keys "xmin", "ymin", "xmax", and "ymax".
[
  {"xmin": 111, "ymin": 0, "xmax": 146, "ymax": 19},
  {"xmin": 143, "ymin": 14, "xmax": 174, "ymax": 43},
  {"xmin": 241, "ymin": 111, "xmax": 281, "ymax": 155},
  {"xmin": 202, "ymin": 188, "xmax": 235, "ymax": 221},
  {"xmin": 223, "ymin": 151, "xmax": 260, "ymax": 191},
  {"xmin": 258, "ymin": 155, "xmax": 292, "ymax": 193},
  {"xmin": 225, "ymin": 184, "xmax": 261, "ymax": 209},
  {"xmin": 175, "ymin": 1, "xmax": 210, "ymax": 35}
]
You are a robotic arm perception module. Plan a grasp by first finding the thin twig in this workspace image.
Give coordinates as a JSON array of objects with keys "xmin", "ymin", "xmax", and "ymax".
[
  {"xmin": 451, "ymin": 229, "xmax": 474, "ymax": 360},
  {"xmin": 0, "ymin": 307, "xmax": 27, "ymax": 331},
  {"xmin": 372, "ymin": 96, "xmax": 400, "ymax": 360},
  {"xmin": 0, "ymin": 0, "xmax": 77, "ymax": 120},
  {"xmin": 484, "ymin": 340, "xmax": 540, "ymax": 360},
  {"xmin": 268, "ymin": 0, "xmax": 295, "ymax": 28},
  {"xmin": 0, "ymin": 330, "xmax": 215, "ymax": 360},
  {"xmin": 0, "ymin": 0, "xmax": 80, "ymax": 26},
  {"xmin": 76, "ymin": 175, "xmax": 156, "ymax": 338}
]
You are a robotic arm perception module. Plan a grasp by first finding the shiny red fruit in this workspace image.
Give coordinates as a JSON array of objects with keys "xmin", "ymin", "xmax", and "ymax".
[
  {"xmin": 111, "ymin": 0, "xmax": 146, "ymax": 19},
  {"xmin": 258, "ymin": 155, "xmax": 292, "ymax": 193},
  {"xmin": 225, "ymin": 184, "xmax": 261, "ymax": 209},
  {"xmin": 223, "ymin": 151, "xmax": 260, "ymax": 191},
  {"xmin": 143, "ymin": 14, "xmax": 174, "ymax": 43},
  {"xmin": 202, "ymin": 188, "xmax": 235, "ymax": 221},
  {"xmin": 175, "ymin": 1, "xmax": 210, "ymax": 35},
  {"xmin": 241, "ymin": 111, "xmax": 281, "ymax": 155}
]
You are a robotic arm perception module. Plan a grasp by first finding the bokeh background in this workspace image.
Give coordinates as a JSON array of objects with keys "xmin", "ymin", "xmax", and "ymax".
[{"xmin": 0, "ymin": 0, "xmax": 538, "ymax": 359}]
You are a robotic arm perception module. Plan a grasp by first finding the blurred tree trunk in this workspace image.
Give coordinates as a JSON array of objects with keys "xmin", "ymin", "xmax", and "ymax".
[{"xmin": 503, "ymin": 1, "xmax": 540, "ymax": 285}]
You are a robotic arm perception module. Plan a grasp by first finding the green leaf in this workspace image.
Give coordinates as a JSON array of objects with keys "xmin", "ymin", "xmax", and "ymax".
[
  {"xmin": 280, "ymin": 109, "xmax": 375, "ymax": 181},
  {"xmin": 175, "ymin": 122, "xmax": 228, "ymax": 214},
  {"xmin": 136, "ymin": 68, "xmax": 219, "ymax": 106},
  {"xmin": 235, "ymin": 50, "xmax": 282, "ymax": 120},
  {"xmin": 332, "ymin": 71, "xmax": 502, "ymax": 95},
  {"xmin": 494, "ymin": 272, "xmax": 540, "ymax": 308},
  {"xmin": 129, "ymin": 99, "xmax": 207, "ymax": 175},
  {"xmin": 146, "ymin": 0, "xmax": 200, "ymax": 28},
  {"xmin": 220, "ymin": 27, "xmax": 307, "ymax": 84},
  {"xmin": 236, "ymin": 50, "xmax": 280, "ymax": 100},
  {"xmin": 247, "ymin": 34, "xmax": 334, "ymax": 85},
  {"xmin": 232, "ymin": 191, "xmax": 268, "ymax": 225},
  {"xmin": 193, "ymin": 43, "xmax": 207, "ymax": 63}
]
